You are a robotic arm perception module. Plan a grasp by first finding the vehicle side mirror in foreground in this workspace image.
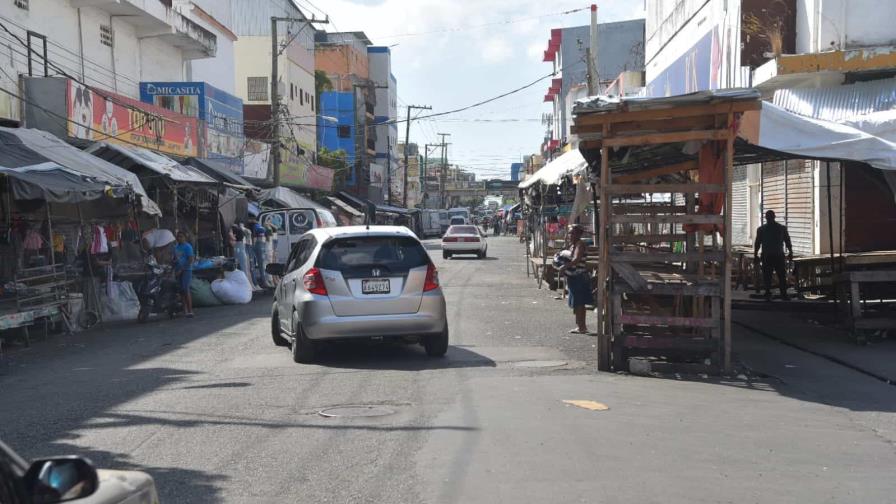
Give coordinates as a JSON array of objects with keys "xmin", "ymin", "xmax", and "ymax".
[
  {"xmin": 24, "ymin": 457, "xmax": 99, "ymax": 503},
  {"xmin": 266, "ymin": 263, "xmax": 286, "ymax": 276}
]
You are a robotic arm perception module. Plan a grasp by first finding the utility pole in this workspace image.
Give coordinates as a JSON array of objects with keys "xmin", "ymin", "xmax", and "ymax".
[
  {"xmin": 402, "ymin": 104, "xmax": 432, "ymax": 207},
  {"xmin": 271, "ymin": 14, "xmax": 328, "ymax": 187},
  {"xmin": 437, "ymin": 132, "xmax": 451, "ymax": 209},
  {"xmin": 586, "ymin": 4, "xmax": 598, "ymax": 95},
  {"xmin": 422, "ymin": 143, "xmax": 438, "ymax": 209}
]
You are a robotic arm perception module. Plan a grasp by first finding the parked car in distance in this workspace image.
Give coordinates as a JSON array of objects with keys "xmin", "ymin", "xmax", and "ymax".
[
  {"xmin": 259, "ymin": 206, "xmax": 339, "ymax": 264},
  {"xmin": 442, "ymin": 225, "xmax": 487, "ymax": 259},
  {"xmin": 266, "ymin": 226, "xmax": 448, "ymax": 363},
  {"xmin": 0, "ymin": 439, "xmax": 159, "ymax": 504}
]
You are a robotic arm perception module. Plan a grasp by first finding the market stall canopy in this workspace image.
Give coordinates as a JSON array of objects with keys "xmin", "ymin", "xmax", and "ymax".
[
  {"xmin": 518, "ymin": 148, "xmax": 588, "ymax": 189},
  {"xmin": 740, "ymin": 102, "xmax": 896, "ymax": 171},
  {"xmin": 326, "ymin": 196, "xmax": 364, "ymax": 217},
  {"xmin": 0, "ymin": 128, "xmax": 162, "ymax": 215},
  {"xmin": 184, "ymin": 157, "xmax": 258, "ymax": 190},
  {"xmin": 0, "ymin": 128, "xmax": 160, "ymax": 214},
  {"xmin": 376, "ymin": 204, "xmax": 409, "ymax": 215},
  {"xmin": 85, "ymin": 142, "xmax": 217, "ymax": 184},
  {"xmin": 258, "ymin": 186, "xmax": 326, "ymax": 210}
]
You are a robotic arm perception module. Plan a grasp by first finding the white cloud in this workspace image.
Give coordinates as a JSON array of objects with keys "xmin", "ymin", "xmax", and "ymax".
[{"xmin": 481, "ymin": 36, "xmax": 513, "ymax": 63}]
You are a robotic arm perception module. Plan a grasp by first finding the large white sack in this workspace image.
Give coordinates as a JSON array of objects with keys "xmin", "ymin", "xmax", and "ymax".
[{"xmin": 211, "ymin": 269, "xmax": 253, "ymax": 305}]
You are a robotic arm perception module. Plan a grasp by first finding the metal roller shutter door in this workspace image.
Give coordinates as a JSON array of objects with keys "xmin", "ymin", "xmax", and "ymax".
[
  {"xmin": 784, "ymin": 160, "xmax": 814, "ymax": 256},
  {"xmin": 731, "ymin": 165, "xmax": 750, "ymax": 246},
  {"xmin": 761, "ymin": 161, "xmax": 786, "ymax": 222}
]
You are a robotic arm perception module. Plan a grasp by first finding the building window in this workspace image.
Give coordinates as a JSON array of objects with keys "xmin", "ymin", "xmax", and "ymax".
[
  {"xmin": 305, "ymin": 91, "xmax": 310, "ymax": 104},
  {"xmin": 100, "ymin": 24, "xmax": 113, "ymax": 47},
  {"xmin": 14, "ymin": 0, "xmax": 28, "ymax": 11},
  {"xmin": 290, "ymin": 84, "xmax": 294, "ymax": 100},
  {"xmin": 311, "ymin": 96, "xmax": 314, "ymax": 111},
  {"xmin": 247, "ymin": 77, "xmax": 268, "ymax": 101},
  {"xmin": 299, "ymin": 88, "xmax": 303, "ymax": 106},
  {"xmin": 337, "ymin": 125, "xmax": 350, "ymax": 138}
]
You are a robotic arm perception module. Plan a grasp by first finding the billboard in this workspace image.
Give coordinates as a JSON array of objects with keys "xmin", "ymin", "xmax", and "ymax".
[
  {"xmin": 67, "ymin": 80, "xmax": 199, "ymax": 157},
  {"xmin": 140, "ymin": 82, "xmax": 244, "ymax": 160},
  {"xmin": 305, "ymin": 164, "xmax": 335, "ymax": 191},
  {"xmin": 646, "ymin": 27, "xmax": 721, "ymax": 98}
]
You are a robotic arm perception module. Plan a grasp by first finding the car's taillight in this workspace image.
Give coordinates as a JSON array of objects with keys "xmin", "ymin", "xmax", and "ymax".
[
  {"xmin": 443, "ymin": 237, "xmax": 458, "ymax": 242},
  {"xmin": 465, "ymin": 237, "xmax": 480, "ymax": 242},
  {"xmin": 303, "ymin": 267, "xmax": 328, "ymax": 295},
  {"xmin": 423, "ymin": 263, "xmax": 440, "ymax": 292},
  {"xmin": 315, "ymin": 214, "xmax": 323, "ymax": 227}
]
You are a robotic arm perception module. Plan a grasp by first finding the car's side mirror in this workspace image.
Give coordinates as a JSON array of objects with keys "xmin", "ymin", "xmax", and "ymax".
[
  {"xmin": 266, "ymin": 263, "xmax": 286, "ymax": 276},
  {"xmin": 23, "ymin": 457, "xmax": 99, "ymax": 503}
]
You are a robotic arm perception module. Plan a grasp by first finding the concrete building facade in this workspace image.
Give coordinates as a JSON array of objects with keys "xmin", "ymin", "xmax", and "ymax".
[
  {"xmin": 0, "ymin": 0, "xmax": 216, "ymax": 123},
  {"xmin": 367, "ymin": 46, "xmax": 398, "ymax": 204}
]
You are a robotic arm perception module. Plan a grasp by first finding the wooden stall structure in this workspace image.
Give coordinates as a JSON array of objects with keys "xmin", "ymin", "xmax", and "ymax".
[{"xmin": 572, "ymin": 91, "xmax": 762, "ymax": 373}]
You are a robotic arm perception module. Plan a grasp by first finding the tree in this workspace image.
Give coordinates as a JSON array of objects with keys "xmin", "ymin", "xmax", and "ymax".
[{"xmin": 315, "ymin": 70, "xmax": 333, "ymax": 111}]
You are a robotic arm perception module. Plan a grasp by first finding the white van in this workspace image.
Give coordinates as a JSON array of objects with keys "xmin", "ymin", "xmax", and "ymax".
[{"xmin": 259, "ymin": 207, "xmax": 338, "ymax": 263}]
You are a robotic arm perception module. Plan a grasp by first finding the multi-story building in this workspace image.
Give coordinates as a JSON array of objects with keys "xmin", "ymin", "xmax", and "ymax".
[
  {"xmin": 397, "ymin": 142, "xmax": 422, "ymax": 208},
  {"xmin": 510, "ymin": 163, "xmax": 522, "ymax": 182},
  {"xmin": 0, "ymin": 0, "xmax": 216, "ymax": 124},
  {"xmin": 367, "ymin": 46, "xmax": 398, "ymax": 204},
  {"xmin": 540, "ymin": 19, "xmax": 646, "ymax": 158},
  {"xmin": 315, "ymin": 31, "xmax": 377, "ymax": 200},
  {"xmin": 230, "ymin": 0, "xmax": 318, "ymax": 188},
  {"xmin": 645, "ymin": 0, "xmax": 896, "ymax": 255}
]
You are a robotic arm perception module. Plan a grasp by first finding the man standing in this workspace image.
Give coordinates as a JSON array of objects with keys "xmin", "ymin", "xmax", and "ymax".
[
  {"xmin": 174, "ymin": 230, "xmax": 195, "ymax": 318},
  {"xmin": 754, "ymin": 210, "xmax": 794, "ymax": 300}
]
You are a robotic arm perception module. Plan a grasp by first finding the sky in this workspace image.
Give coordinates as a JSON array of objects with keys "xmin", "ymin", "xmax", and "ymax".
[{"xmin": 295, "ymin": 0, "xmax": 645, "ymax": 180}]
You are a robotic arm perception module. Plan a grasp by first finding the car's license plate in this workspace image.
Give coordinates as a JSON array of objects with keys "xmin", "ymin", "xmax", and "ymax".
[{"xmin": 362, "ymin": 279, "xmax": 390, "ymax": 294}]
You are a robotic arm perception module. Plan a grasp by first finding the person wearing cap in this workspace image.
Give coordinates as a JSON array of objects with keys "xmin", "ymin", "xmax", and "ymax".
[
  {"xmin": 754, "ymin": 209, "xmax": 794, "ymax": 300},
  {"xmin": 558, "ymin": 224, "xmax": 593, "ymax": 334}
]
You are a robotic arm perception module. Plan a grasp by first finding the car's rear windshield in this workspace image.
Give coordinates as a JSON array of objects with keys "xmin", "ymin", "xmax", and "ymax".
[
  {"xmin": 447, "ymin": 226, "xmax": 478, "ymax": 235},
  {"xmin": 318, "ymin": 236, "xmax": 429, "ymax": 271}
]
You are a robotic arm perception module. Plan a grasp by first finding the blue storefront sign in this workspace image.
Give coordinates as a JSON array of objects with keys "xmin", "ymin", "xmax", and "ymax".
[{"xmin": 140, "ymin": 82, "xmax": 244, "ymax": 163}]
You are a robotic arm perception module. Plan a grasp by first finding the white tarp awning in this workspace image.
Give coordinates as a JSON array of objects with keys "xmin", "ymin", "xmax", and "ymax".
[
  {"xmin": 518, "ymin": 148, "xmax": 588, "ymax": 189},
  {"xmin": 85, "ymin": 142, "xmax": 217, "ymax": 183},
  {"xmin": 748, "ymin": 101, "xmax": 896, "ymax": 171},
  {"xmin": 259, "ymin": 186, "xmax": 326, "ymax": 210}
]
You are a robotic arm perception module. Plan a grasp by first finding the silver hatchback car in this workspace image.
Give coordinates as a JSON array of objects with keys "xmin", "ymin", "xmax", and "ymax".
[{"xmin": 267, "ymin": 226, "xmax": 448, "ymax": 363}]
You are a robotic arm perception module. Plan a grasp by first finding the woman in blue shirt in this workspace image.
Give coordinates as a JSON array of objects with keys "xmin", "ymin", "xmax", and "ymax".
[{"xmin": 174, "ymin": 231, "xmax": 195, "ymax": 318}]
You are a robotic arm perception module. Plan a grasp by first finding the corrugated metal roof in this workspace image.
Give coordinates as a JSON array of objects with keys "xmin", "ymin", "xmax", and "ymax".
[{"xmin": 773, "ymin": 78, "xmax": 896, "ymax": 123}]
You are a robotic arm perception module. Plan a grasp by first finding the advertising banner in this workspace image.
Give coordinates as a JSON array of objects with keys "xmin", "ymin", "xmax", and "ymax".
[
  {"xmin": 242, "ymin": 140, "xmax": 270, "ymax": 180},
  {"xmin": 305, "ymin": 164, "xmax": 335, "ymax": 191},
  {"xmin": 370, "ymin": 163, "xmax": 385, "ymax": 186},
  {"xmin": 67, "ymin": 80, "xmax": 199, "ymax": 157},
  {"xmin": 140, "ymin": 82, "xmax": 244, "ymax": 160},
  {"xmin": 279, "ymin": 145, "xmax": 308, "ymax": 187},
  {"xmin": 646, "ymin": 27, "xmax": 721, "ymax": 97}
]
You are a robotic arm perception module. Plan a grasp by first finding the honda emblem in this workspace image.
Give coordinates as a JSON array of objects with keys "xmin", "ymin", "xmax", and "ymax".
[{"xmin": 371, "ymin": 268, "xmax": 381, "ymax": 277}]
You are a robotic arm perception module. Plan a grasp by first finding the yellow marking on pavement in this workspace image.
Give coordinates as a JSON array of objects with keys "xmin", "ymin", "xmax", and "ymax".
[{"xmin": 563, "ymin": 400, "xmax": 609, "ymax": 411}]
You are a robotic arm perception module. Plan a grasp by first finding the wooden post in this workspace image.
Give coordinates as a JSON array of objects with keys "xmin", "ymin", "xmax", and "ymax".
[
  {"xmin": 596, "ymin": 126, "xmax": 611, "ymax": 371},
  {"xmin": 45, "ymin": 201, "xmax": 55, "ymax": 267},
  {"xmin": 723, "ymin": 112, "xmax": 735, "ymax": 373}
]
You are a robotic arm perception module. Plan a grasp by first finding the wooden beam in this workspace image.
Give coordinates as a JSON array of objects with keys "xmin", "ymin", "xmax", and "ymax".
[
  {"xmin": 610, "ymin": 214, "xmax": 724, "ymax": 225},
  {"xmin": 723, "ymin": 110, "xmax": 734, "ymax": 374},
  {"xmin": 613, "ymin": 160, "xmax": 698, "ymax": 183},
  {"xmin": 602, "ymin": 129, "xmax": 731, "ymax": 148},
  {"xmin": 611, "ymin": 262, "xmax": 648, "ymax": 290},
  {"xmin": 606, "ymin": 183, "xmax": 724, "ymax": 194},
  {"xmin": 596, "ymin": 128, "xmax": 611, "ymax": 372},
  {"xmin": 623, "ymin": 335, "xmax": 716, "ymax": 350},
  {"xmin": 619, "ymin": 313, "xmax": 720, "ymax": 328},
  {"xmin": 614, "ymin": 283, "xmax": 721, "ymax": 296},
  {"xmin": 573, "ymin": 100, "xmax": 762, "ymax": 128},
  {"xmin": 611, "ymin": 233, "xmax": 688, "ymax": 244},
  {"xmin": 610, "ymin": 251, "xmax": 726, "ymax": 263}
]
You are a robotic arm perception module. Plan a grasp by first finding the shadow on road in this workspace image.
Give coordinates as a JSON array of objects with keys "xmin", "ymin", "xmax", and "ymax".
[
  {"xmin": 447, "ymin": 256, "xmax": 498, "ymax": 261},
  {"xmin": 313, "ymin": 341, "xmax": 497, "ymax": 371}
]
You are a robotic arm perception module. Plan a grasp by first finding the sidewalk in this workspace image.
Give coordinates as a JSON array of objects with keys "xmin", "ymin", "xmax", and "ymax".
[{"xmin": 732, "ymin": 306, "xmax": 896, "ymax": 384}]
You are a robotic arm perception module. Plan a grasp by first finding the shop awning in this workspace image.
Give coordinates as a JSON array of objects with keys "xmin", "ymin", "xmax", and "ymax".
[
  {"xmin": 518, "ymin": 148, "xmax": 588, "ymax": 189},
  {"xmin": 0, "ymin": 128, "xmax": 160, "ymax": 214},
  {"xmin": 258, "ymin": 186, "xmax": 326, "ymax": 210},
  {"xmin": 3, "ymin": 128, "xmax": 161, "ymax": 214},
  {"xmin": 326, "ymin": 196, "xmax": 364, "ymax": 217},
  {"xmin": 184, "ymin": 157, "xmax": 258, "ymax": 190},
  {"xmin": 741, "ymin": 101, "xmax": 896, "ymax": 171},
  {"xmin": 85, "ymin": 142, "xmax": 217, "ymax": 184},
  {"xmin": 376, "ymin": 204, "xmax": 409, "ymax": 215}
]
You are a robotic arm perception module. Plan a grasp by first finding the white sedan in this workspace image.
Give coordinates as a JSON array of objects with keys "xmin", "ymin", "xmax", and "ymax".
[{"xmin": 442, "ymin": 225, "xmax": 487, "ymax": 259}]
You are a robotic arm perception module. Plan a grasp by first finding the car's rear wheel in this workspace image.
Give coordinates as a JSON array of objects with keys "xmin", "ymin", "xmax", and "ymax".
[
  {"xmin": 424, "ymin": 325, "xmax": 449, "ymax": 357},
  {"xmin": 271, "ymin": 309, "xmax": 289, "ymax": 347},
  {"xmin": 291, "ymin": 311, "xmax": 316, "ymax": 363}
]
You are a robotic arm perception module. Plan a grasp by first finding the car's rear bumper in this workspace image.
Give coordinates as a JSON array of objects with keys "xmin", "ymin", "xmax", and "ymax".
[
  {"xmin": 299, "ymin": 290, "xmax": 447, "ymax": 340},
  {"xmin": 442, "ymin": 242, "xmax": 484, "ymax": 252}
]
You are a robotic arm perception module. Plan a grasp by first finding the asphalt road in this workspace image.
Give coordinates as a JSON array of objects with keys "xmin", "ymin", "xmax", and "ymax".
[{"xmin": 2, "ymin": 236, "xmax": 895, "ymax": 503}]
